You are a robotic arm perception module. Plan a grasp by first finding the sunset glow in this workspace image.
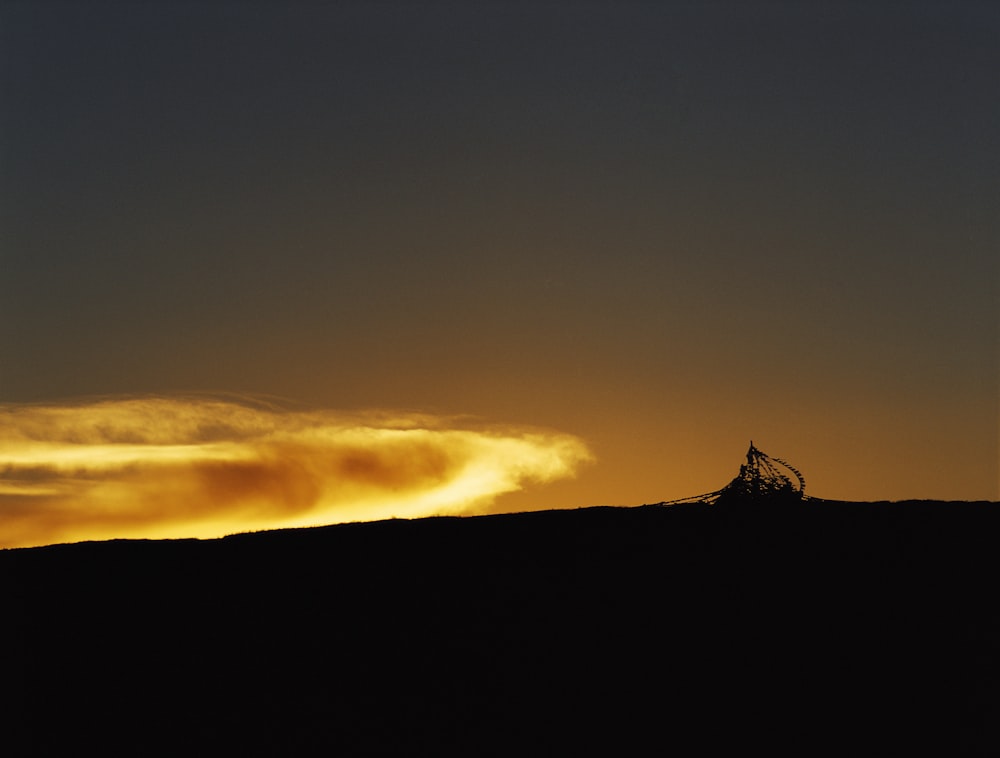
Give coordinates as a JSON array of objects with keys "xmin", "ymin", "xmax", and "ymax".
[
  {"xmin": 1, "ymin": 2, "xmax": 995, "ymax": 547},
  {"xmin": 0, "ymin": 397, "xmax": 593, "ymax": 549}
]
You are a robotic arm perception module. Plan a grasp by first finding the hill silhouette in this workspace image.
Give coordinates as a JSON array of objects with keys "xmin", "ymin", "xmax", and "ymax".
[{"xmin": 3, "ymin": 498, "xmax": 999, "ymax": 755}]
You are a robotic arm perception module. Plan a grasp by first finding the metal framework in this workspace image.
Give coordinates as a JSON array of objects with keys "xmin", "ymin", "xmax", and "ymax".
[{"xmin": 656, "ymin": 441, "xmax": 807, "ymax": 506}]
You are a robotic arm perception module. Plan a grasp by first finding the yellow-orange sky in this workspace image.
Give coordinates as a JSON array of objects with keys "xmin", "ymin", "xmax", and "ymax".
[
  {"xmin": 1, "ymin": 1, "xmax": 996, "ymax": 547},
  {"xmin": 0, "ymin": 396, "xmax": 592, "ymax": 548}
]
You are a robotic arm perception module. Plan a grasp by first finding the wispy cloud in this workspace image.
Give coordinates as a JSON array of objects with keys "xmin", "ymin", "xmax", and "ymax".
[{"xmin": 0, "ymin": 396, "xmax": 593, "ymax": 548}]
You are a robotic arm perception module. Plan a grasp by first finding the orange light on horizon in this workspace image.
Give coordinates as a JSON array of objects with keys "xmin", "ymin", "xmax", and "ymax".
[{"xmin": 0, "ymin": 396, "xmax": 593, "ymax": 549}]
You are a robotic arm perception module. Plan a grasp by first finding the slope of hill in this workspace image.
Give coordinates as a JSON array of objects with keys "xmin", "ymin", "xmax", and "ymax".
[{"xmin": 3, "ymin": 500, "xmax": 998, "ymax": 754}]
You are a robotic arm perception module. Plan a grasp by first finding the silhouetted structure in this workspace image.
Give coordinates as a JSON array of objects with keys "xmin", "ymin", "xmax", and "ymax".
[
  {"xmin": 3, "ymin": 467, "xmax": 999, "ymax": 755},
  {"xmin": 657, "ymin": 441, "xmax": 806, "ymax": 506}
]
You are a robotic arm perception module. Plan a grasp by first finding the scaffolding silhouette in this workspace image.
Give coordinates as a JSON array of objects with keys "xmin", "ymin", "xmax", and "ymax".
[{"xmin": 656, "ymin": 441, "xmax": 808, "ymax": 506}]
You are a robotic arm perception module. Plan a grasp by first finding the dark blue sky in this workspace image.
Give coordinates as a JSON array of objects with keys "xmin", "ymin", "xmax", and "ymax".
[{"xmin": 2, "ymin": 1, "xmax": 997, "ymax": 505}]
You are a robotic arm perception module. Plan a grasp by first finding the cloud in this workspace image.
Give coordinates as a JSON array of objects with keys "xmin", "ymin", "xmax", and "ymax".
[{"xmin": 0, "ymin": 396, "xmax": 593, "ymax": 549}]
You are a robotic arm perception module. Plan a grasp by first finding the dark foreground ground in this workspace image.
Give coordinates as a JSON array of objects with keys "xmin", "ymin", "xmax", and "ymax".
[{"xmin": 2, "ymin": 499, "xmax": 999, "ymax": 755}]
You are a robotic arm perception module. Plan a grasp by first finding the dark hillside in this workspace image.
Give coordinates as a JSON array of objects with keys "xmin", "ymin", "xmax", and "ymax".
[{"xmin": 2, "ymin": 500, "xmax": 999, "ymax": 755}]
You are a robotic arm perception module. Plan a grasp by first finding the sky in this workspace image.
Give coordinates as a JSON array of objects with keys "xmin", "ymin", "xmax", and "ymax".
[{"xmin": 1, "ymin": 1, "xmax": 997, "ymax": 546}]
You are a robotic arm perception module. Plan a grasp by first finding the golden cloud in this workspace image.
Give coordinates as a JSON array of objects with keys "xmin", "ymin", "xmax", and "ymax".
[{"xmin": 0, "ymin": 396, "xmax": 593, "ymax": 549}]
